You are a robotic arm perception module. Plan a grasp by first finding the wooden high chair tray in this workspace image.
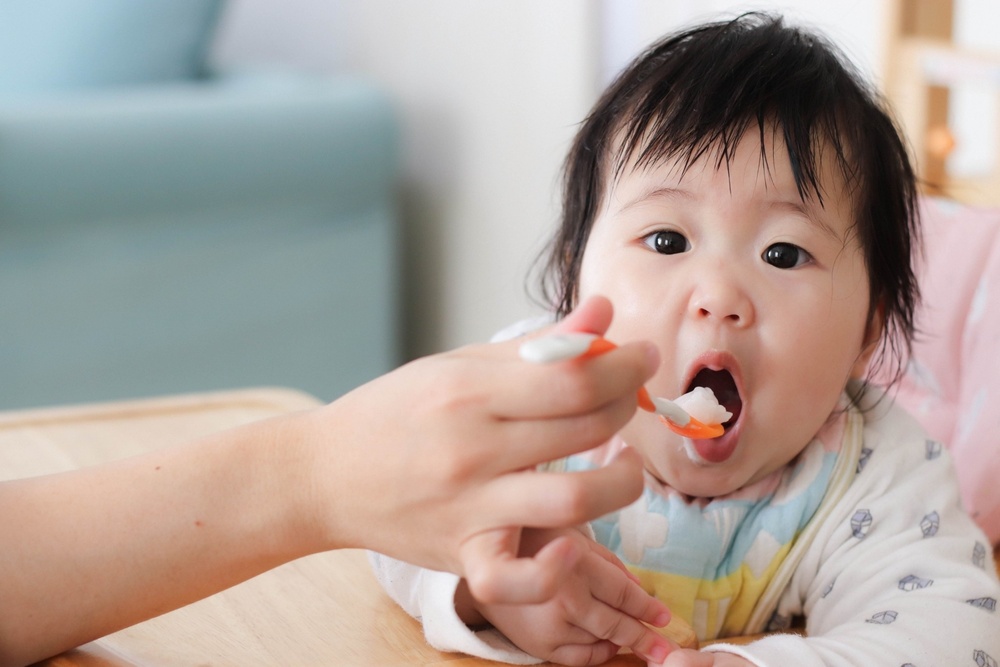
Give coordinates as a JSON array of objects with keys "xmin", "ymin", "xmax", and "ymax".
[{"xmin": 1, "ymin": 388, "xmax": 695, "ymax": 667}]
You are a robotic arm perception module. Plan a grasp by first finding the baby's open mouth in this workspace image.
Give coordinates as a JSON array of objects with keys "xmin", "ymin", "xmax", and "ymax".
[{"xmin": 687, "ymin": 368, "xmax": 742, "ymax": 429}]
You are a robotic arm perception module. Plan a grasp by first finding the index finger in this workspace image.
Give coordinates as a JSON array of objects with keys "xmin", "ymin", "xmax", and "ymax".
[
  {"xmin": 584, "ymin": 543, "xmax": 669, "ymax": 627},
  {"xmin": 483, "ymin": 335, "xmax": 658, "ymax": 419},
  {"xmin": 573, "ymin": 549, "xmax": 675, "ymax": 663}
]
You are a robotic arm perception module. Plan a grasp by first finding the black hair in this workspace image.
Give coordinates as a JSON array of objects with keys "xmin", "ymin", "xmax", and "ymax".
[{"xmin": 538, "ymin": 12, "xmax": 919, "ymax": 383}]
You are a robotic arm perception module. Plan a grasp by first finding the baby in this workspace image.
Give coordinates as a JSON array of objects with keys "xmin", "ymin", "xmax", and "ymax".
[{"xmin": 371, "ymin": 12, "xmax": 1000, "ymax": 666}]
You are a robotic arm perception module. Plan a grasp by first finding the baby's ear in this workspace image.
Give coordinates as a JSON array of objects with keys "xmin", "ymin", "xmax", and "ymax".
[{"xmin": 850, "ymin": 303, "xmax": 885, "ymax": 379}]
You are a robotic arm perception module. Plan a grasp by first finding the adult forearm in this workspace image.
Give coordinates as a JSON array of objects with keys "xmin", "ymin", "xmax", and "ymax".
[
  {"xmin": 0, "ymin": 295, "xmax": 660, "ymax": 665},
  {"xmin": 0, "ymin": 413, "xmax": 315, "ymax": 667}
]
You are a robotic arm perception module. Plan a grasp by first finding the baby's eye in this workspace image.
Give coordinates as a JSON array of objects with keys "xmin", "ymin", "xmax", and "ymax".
[
  {"xmin": 643, "ymin": 230, "xmax": 690, "ymax": 255},
  {"xmin": 762, "ymin": 242, "xmax": 811, "ymax": 269}
]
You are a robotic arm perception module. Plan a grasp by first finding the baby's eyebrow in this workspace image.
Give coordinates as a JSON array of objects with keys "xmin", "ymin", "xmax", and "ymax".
[
  {"xmin": 767, "ymin": 199, "xmax": 842, "ymax": 240},
  {"xmin": 615, "ymin": 186, "xmax": 692, "ymax": 213}
]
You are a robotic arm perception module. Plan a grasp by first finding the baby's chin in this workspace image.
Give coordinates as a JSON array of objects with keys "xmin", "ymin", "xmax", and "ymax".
[
  {"xmin": 646, "ymin": 455, "xmax": 750, "ymax": 500},
  {"xmin": 669, "ymin": 451, "xmax": 800, "ymax": 501}
]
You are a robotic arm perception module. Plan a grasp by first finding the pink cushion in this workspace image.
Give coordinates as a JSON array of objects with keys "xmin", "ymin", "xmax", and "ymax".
[{"xmin": 885, "ymin": 197, "xmax": 1000, "ymax": 543}]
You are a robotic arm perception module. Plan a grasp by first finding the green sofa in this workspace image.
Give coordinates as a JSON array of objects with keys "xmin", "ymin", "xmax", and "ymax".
[{"xmin": 0, "ymin": 1, "xmax": 399, "ymax": 408}]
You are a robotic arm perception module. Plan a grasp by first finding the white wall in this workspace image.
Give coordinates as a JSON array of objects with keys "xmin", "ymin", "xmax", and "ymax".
[
  {"xmin": 945, "ymin": 0, "xmax": 1000, "ymax": 179},
  {"xmin": 598, "ymin": 1, "xmax": 886, "ymax": 86},
  {"xmin": 335, "ymin": 1, "xmax": 599, "ymax": 358},
  {"xmin": 212, "ymin": 0, "xmax": 887, "ymax": 358}
]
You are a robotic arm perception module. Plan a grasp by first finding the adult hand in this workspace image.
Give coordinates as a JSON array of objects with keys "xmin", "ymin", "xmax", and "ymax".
[{"xmin": 309, "ymin": 295, "xmax": 659, "ymax": 603}]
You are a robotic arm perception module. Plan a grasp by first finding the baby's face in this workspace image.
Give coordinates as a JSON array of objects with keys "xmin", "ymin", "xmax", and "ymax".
[{"xmin": 577, "ymin": 132, "xmax": 874, "ymax": 498}]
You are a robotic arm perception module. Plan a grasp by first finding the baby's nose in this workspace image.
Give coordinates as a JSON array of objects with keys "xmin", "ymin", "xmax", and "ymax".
[{"xmin": 688, "ymin": 274, "xmax": 754, "ymax": 327}]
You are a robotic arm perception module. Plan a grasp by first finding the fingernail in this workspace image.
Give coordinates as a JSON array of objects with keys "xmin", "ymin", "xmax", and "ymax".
[
  {"xmin": 519, "ymin": 332, "xmax": 598, "ymax": 363},
  {"xmin": 653, "ymin": 610, "xmax": 671, "ymax": 627},
  {"xmin": 648, "ymin": 642, "xmax": 669, "ymax": 664}
]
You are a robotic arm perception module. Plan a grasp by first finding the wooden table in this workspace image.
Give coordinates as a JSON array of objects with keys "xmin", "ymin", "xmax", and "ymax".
[{"xmin": 1, "ymin": 388, "xmax": 695, "ymax": 667}]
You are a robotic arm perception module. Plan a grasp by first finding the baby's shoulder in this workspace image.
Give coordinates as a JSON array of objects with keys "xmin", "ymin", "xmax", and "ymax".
[
  {"xmin": 852, "ymin": 386, "xmax": 951, "ymax": 482},
  {"xmin": 836, "ymin": 393, "xmax": 971, "ymax": 539}
]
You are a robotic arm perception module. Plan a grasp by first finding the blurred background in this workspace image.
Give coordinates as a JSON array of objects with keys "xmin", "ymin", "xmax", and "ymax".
[{"xmin": 1, "ymin": 0, "xmax": 997, "ymax": 409}]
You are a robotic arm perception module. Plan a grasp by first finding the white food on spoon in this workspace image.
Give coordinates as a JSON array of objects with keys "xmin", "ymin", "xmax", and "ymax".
[{"xmin": 673, "ymin": 387, "xmax": 732, "ymax": 426}]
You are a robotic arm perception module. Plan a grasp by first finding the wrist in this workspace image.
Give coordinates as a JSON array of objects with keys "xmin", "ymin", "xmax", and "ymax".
[
  {"xmin": 200, "ymin": 410, "xmax": 333, "ymax": 561},
  {"xmin": 278, "ymin": 401, "xmax": 373, "ymax": 555},
  {"xmin": 261, "ymin": 409, "xmax": 343, "ymax": 556}
]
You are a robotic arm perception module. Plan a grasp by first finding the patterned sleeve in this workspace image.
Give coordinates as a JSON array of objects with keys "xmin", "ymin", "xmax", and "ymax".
[{"xmin": 705, "ymin": 402, "xmax": 1000, "ymax": 667}]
